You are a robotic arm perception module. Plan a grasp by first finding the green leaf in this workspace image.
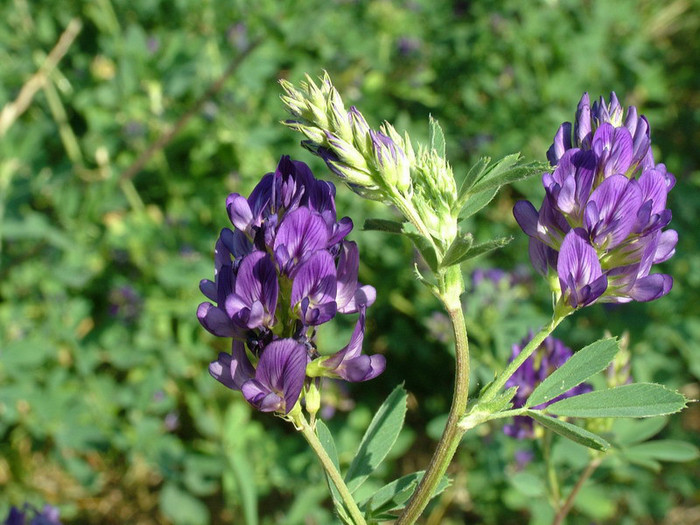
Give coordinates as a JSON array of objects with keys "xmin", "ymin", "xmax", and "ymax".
[
  {"xmin": 624, "ymin": 440, "xmax": 699, "ymax": 463},
  {"xmin": 403, "ymin": 231, "xmax": 439, "ymax": 273},
  {"xmin": 363, "ymin": 218, "xmax": 405, "ymax": 234},
  {"xmin": 469, "ymin": 156, "xmax": 547, "ymax": 195},
  {"xmin": 440, "ymin": 233, "xmax": 474, "ymax": 268},
  {"xmin": 345, "ymin": 385, "xmax": 408, "ymax": 493},
  {"xmin": 458, "ymin": 156, "xmax": 491, "ymax": 199},
  {"xmin": 545, "ymin": 383, "xmax": 688, "ymax": 418},
  {"xmin": 526, "ymin": 338, "xmax": 619, "ymax": 408},
  {"xmin": 227, "ymin": 451, "xmax": 259, "ymax": 525},
  {"xmin": 429, "ymin": 115, "xmax": 446, "ymax": 158},
  {"xmin": 611, "ymin": 417, "xmax": 668, "ymax": 446},
  {"xmin": 359, "ymin": 471, "xmax": 450, "ymax": 515},
  {"xmin": 527, "ymin": 410, "xmax": 610, "ymax": 451},
  {"xmin": 458, "ymin": 236, "xmax": 512, "ymax": 262},
  {"xmin": 316, "ymin": 420, "xmax": 340, "ymax": 469},
  {"xmin": 159, "ymin": 482, "xmax": 210, "ymax": 525},
  {"xmin": 458, "ymin": 186, "xmax": 499, "ymax": 220},
  {"xmin": 316, "ymin": 421, "xmax": 351, "ymax": 523}
]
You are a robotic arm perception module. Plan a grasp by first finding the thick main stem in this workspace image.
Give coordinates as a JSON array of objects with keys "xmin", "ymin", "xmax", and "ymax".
[
  {"xmin": 297, "ymin": 414, "xmax": 367, "ymax": 525},
  {"xmin": 397, "ymin": 268, "xmax": 470, "ymax": 524}
]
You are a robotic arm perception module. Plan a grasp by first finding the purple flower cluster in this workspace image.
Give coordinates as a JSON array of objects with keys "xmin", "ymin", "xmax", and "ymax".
[
  {"xmin": 198, "ymin": 156, "xmax": 385, "ymax": 414},
  {"xmin": 4, "ymin": 504, "xmax": 61, "ymax": 525},
  {"xmin": 514, "ymin": 93, "xmax": 676, "ymax": 307},
  {"xmin": 504, "ymin": 334, "xmax": 591, "ymax": 439}
]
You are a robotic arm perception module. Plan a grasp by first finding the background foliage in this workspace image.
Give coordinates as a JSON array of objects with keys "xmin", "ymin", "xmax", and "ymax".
[{"xmin": 1, "ymin": 0, "xmax": 698, "ymax": 523}]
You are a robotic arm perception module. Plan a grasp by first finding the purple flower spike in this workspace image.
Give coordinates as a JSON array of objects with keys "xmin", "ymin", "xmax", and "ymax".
[
  {"xmin": 504, "ymin": 333, "xmax": 592, "ymax": 439},
  {"xmin": 515, "ymin": 92, "xmax": 675, "ymax": 306},
  {"xmin": 322, "ymin": 306, "xmax": 386, "ymax": 382},
  {"xmin": 199, "ymin": 156, "xmax": 382, "ymax": 414},
  {"xmin": 241, "ymin": 339, "xmax": 308, "ymax": 413},
  {"xmin": 557, "ymin": 230, "xmax": 607, "ymax": 308}
]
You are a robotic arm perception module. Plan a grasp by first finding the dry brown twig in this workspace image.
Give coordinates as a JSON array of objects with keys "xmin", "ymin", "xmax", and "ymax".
[{"xmin": 0, "ymin": 17, "xmax": 83, "ymax": 137}]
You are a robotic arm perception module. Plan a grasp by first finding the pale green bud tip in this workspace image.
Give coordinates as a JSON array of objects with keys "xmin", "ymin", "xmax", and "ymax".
[
  {"xmin": 369, "ymin": 129, "xmax": 412, "ymax": 193},
  {"xmin": 305, "ymin": 382, "xmax": 321, "ymax": 418}
]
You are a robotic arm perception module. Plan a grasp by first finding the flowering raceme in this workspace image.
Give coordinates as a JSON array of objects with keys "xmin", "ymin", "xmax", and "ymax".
[
  {"xmin": 504, "ymin": 334, "xmax": 591, "ymax": 439},
  {"xmin": 198, "ymin": 156, "xmax": 385, "ymax": 415},
  {"xmin": 514, "ymin": 93, "xmax": 677, "ymax": 307}
]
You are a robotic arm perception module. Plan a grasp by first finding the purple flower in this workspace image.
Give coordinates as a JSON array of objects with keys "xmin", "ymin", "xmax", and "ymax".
[
  {"xmin": 4, "ymin": 505, "xmax": 61, "ymax": 525},
  {"xmin": 515, "ymin": 92, "xmax": 676, "ymax": 307},
  {"xmin": 504, "ymin": 334, "xmax": 592, "ymax": 439},
  {"xmin": 241, "ymin": 339, "xmax": 309, "ymax": 414},
  {"xmin": 199, "ymin": 156, "xmax": 383, "ymax": 415},
  {"xmin": 319, "ymin": 305, "xmax": 386, "ymax": 382}
]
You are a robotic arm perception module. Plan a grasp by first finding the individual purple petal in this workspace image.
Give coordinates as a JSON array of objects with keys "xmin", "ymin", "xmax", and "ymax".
[
  {"xmin": 634, "ymin": 169, "xmax": 671, "ymax": 233},
  {"xmin": 628, "ymin": 274, "xmax": 673, "ymax": 302},
  {"xmin": 209, "ymin": 340, "xmax": 255, "ymax": 390},
  {"xmin": 291, "ymin": 250, "xmax": 338, "ymax": 325},
  {"xmin": 274, "ymin": 207, "xmax": 329, "ymax": 273},
  {"xmin": 197, "ymin": 302, "xmax": 237, "ymax": 337},
  {"xmin": 528, "ymin": 237, "xmax": 557, "ymax": 276},
  {"xmin": 513, "ymin": 200, "xmax": 540, "ymax": 237},
  {"xmin": 227, "ymin": 193, "xmax": 254, "ymax": 232},
  {"xmin": 335, "ymin": 241, "xmax": 376, "ymax": 313},
  {"xmin": 557, "ymin": 230, "xmax": 607, "ymax": 308},
  {"xmin": 242, "ymin": 339, "xmax": 308, "ymax": 413},
  {"xmin": 199, "ymin": 279, "xmax": 217, "ymax": 302},
  {"xmin": 547, "ymin": 122, "xmax": 572, "ymax": 166},
  {"xmin": 653, "ymin": 229, "xmax": 678, "ymax": 264},
  {"xmin": 225, "ymin": 251, "xmax": 278, "ymax": 330},
  {"xmin": 545, "ymin": 149, "xmax": 596, "ymax": 218},
  {"xmin": 585, "ymin": 175, "xmax": 642, "ymax": 249},
  {"xmin": 574, "ymin": 92, "xmax": 592, "ymax": 148},
  {"xmin": 592, "ymin": 123, "xmax": 634, "ymax": 178},
  {"xmin": 321, "ymin": 307, "xmax": 385, "ymax": 382}
]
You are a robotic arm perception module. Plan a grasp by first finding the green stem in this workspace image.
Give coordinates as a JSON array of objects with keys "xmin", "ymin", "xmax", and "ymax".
[
  {"xmin": 551, "ymin": 455, "xmax": 603, "ymax": 525},
  {"xmin": 397, "ymin": 266, "xmax": 470, "ymax": 525},
  {"xmin": 481, "ymin": 310, "xmax": 570, "ymax": 403},
  {"xmin": 297, "ymin": 413, "xmax": 367, "ymax": 525}
]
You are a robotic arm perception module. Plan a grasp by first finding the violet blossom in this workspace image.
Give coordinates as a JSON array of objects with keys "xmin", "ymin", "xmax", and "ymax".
[
  {"xmin": 504, "ymin": 334, "xmax": 591, "ymax": 439},
  {"xmin": 199, "ymin": 156, "xmax": 384, "ymax": 415},
  {"xmin": 514, "ymin": 92, "xmax": 676, "ymax": 308}
]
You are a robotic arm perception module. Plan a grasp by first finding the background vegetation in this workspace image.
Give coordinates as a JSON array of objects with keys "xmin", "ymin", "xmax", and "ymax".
[{"xmin": 1, "ymin": 0, "xmax": 698, "ymax": 523}]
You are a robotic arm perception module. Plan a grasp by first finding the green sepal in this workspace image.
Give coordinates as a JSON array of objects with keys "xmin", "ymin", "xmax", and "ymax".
[{"xmin": 429, "ymin": 115, "xmax": 446, "ymax": 158}]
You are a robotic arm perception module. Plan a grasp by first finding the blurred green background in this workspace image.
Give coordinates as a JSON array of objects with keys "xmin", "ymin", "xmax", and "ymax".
[{"xmin": 1, "ymin": 0, "xmax": 698, "ymax": 523}]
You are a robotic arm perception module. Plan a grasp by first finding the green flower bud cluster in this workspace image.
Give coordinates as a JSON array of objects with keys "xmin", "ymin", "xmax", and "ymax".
[
  {"xmin": 411, "ymin": 144, "xmax": 459, "ymax": 248},
  {"xmin": 281, "ymin": 72, "xmax": 462, "ymax": 255},
  {"xmin": 280, "ymin": 72, "xmax": 412, "ymax": 201}
]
